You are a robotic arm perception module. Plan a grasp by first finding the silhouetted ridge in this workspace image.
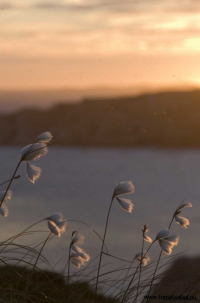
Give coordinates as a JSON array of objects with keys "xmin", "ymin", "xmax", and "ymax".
[{"xmin": 1, "ymin": 90, "xmax": 200, "ymax": 147}]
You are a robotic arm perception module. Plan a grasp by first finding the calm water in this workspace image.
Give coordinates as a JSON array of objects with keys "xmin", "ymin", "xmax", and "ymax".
[{"xmin": 0, "ymin": 147, "xmax": 199, "ymax": 277}]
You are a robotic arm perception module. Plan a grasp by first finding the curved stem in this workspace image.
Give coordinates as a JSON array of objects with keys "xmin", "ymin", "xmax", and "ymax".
[
  {"xmin": 67, "ymin": 219, "xmax": 108, "ymax": 254},
  {"xmin": 145, "ymin": 203, "xmax": 181, "ymax": 302},
  {"xmin": 67, "ymin": 244, "xmax": 71, "ymax": 303},
  {"xmin": 146, "ymin": 249, "xmax": 162, "ymax": 303},
  {"xmin": 0, "ymin": 219, "xmax": 44, "ymax": 254},
  {"xmin": 121, "ymin": 240, "xmax": 156, "ymax": 303},
  {"xmin": 0, "ymin": 175, "xmax": 21, "ymax": 187},
  {"xmin": 25, "ymin": 231, "xmax": 52, "ymax": 301},
  {"xmin": 94, "ymin": 198, "xmax": 114, "ymax": 301},
  {"xmin": 0, "ymin": 160, "xmax": 21, "ymax": 207},
  {"xmin": 135, "ymin": 237, "xmax": 144, "ymax": 303}
]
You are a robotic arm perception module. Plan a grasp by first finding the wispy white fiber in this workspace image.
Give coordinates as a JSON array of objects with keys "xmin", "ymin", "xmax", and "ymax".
[
  {"xmin": 70, "ymin": 232, "xmax": 90, "ymax": 268},
  {"xmin": 113, "ymin": 181, "xmax": 135, "ymax": 198},
  {"xmin": 156, "ymin": 230, "xmax": 179, "ymax": 255},
  {"xmin": 143, "ymin": 234, "xmax": 153, "ymax": 243},
  {"xmin": 116, "ymin": 197, "xmax": 134, "ymax": 213},
  {"xmin": 70, "ymin": 252, "xmax": 86, "ymax": 268},
  {"xmin": 0, "ymin": 190, "xmax": 12, "ymax": 201},
  {"xmin": 71, "ymin": 245, "xmax": 90, "ymax": 261},
  {"xmin": 26, "ymin": 163, "xmax": 42, "ymax": 183},
  {"xmin": 0, "ymin": 205, "xmax": 9, "ymax": 217},
  {"xmin": 46, "ymin": 213, "xmax": 67, "ymax": 237},
  {"xmin": 36, "ymin": 132, "xmax": 53, "ymax": 144},
  {"xmin": 135, "ymin": 251, "xmax": 150, "ymax": 266},
  {"xmin": 174, "ymin": 202, "xmax": 192, "ymax": 228},
  {"xmin": 47, "ymin": 213, "xmax": 64, "ymax": 225},
  {"xmin": 21, "ymin": 143, "xmax": 48, "ymax": 161},
  {"xmin": 156, "ymin": 229, "xmax": 170, "ymax": 240},
  {"xmin": 175, "ymin": 216, "xmax": 190, "ymax": 228}
]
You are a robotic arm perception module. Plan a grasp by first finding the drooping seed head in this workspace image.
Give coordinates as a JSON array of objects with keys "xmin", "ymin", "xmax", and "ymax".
[
  {"xmin": 0, "ymin": 205, "xmax": 9, "ymax": 217},
  {"xmin": 165, "ymin": 234, "xmax": 179, "ymax": 245},
  {"xmin": 158, "ymin": 233, "xmax": 179, "ymax": 255},
  {"xmin": 71, "ymin": 245, "xmax": 90, "ymax": 261},
  {"xmin": 36, "ymin": 132, "xmax": 53, "ymax": 144},
  {"xmin": 143, "ymin": 234, "xmax": 153, "ymax": 243},
  {"xmin": 116, "ymin": 197, "xmax": 134, "ymax": 213},
  {"xmin": 48, "ymin": 220, "xmax": 62, "ymax": 237},
  {"xmin": 21, "ymin": 143, "xmax": 48, "ymax": 162},
  {"xmin": 47, "ymin": 213, "xmax": 64, "ymax": 225},
  {"xmin": 71, "ymin": 234, "xmax": 85, "ymax": 245},
  {"xmin": 175, "ymin": 215, "xmax": 190, "ymax": 228},
  {"xmin": 0, "ymin": 190, "xmax": 12, "ymax": 202},
  {"xmin": 47, "ymin": 213, "xmax": 67, "ymax": 237},
  {"xmin": 112, "ymin": 181, "xmax": 135, "ymax": 199},
  {"xmin": 26, "ymin": 163, "xmax": 42, "ymax": 183},
  {"xmin": 70, "ymin": 252, "xmax": 86, "ymax": 268},
  {"xmin": 156, "ymin": 229, "xmax": 170, "ymax": 240},
  {"xmin": 179, "ymin": 203, "xmax": 192, "ymax": 210},
  {"xmin": 135, "ymin": 251, "xmax": 150, "ymax": 266}
]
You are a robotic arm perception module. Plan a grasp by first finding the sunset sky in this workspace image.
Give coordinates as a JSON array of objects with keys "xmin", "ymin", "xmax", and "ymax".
[{"xmin": 1, "ymin": 0, "xmax": 200, "ymax": 89}]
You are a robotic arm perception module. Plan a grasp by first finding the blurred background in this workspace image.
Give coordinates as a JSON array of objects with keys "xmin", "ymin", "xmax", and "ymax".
[{"xmin": 0, "ymin": 0, "xmax": 200, "ymax": 289}]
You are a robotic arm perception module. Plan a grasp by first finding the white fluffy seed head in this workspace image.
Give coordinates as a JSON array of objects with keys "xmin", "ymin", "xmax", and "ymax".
[
  {"xmin": 71, "ymin": 245, "xmax": 90, "ymax": 261},
  {"xmin": 175, "ymin": 215, "xmax": 190, "ymax": 228},
  {"xmin": 47, "ymin": 213, "xmax": 64, "ymax": 225},
  {"xmin": 71, "ymin": 234, "xmax": 85, "ymax": 245},
  {"xmin": 179, "ymin": 203, "xmax": 192, "ymax": 210},
  {"xmin": 159, "ymin": 234, "xmax": 179, "ymax": 255},
  {"xmin": 47, "ymin": 220, "xmax": 66, "ymax": 237},
  {"xmin": 70, "ymin": 253, "xmax": 86, "ymax": 268},
  {"xmin": 21, "ymin": 143, "xmax": 48, "ymax": 161},
  {"xmin": 46, "ymin": 213, "xmax": 67, "ymax": 236},
  {"xmin": 116, "ymin": 197, "xmax": 134, "ymax": 213},
  {"xmin": 159, "ymin": 239, "xmax": 174, "ymax": 255},
  {"xmin": 0, "ymin": 190, "xmax": 12, "ymax": 202},
  {"xmin": 26, "ymin": 162, "xmax": 42, "ymax": 183},
  {"xmin": 165, "ymin": 234, "xmax": 179, "ymax": 245},
  {"xmin": 56, "ymin": 220, "xmax": 67, "ymax": 232},
  {"xmin": 36, "ymin": 132, "xmax": 53, "ymax": 144},
  {"xmin": 48, "ymin": 220, "xmax": 61, "ymax": 237},
  {"xmin": 135, "ymin": 251, "xmax": 150, "ymax": 266},
  {"xmin": 0, "ymin": 205, "xmax": 9, "ymax": 217},
  {"xmin": 143, "ymin": 234, "xmax": 153, "ymax": 243},
  {"xmin": 156, "ymin": 229, "xmax": 170, "ymax": 240},
  {"xmin": 112, "ymin": 181, "xmax": 135, "ymax": 199}
]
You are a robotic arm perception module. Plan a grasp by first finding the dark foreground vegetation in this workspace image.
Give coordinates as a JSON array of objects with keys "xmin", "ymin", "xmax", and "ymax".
[
  {"xmin": 152, "ymin": 256, "xmax": 200, "ymax": 300},
  {"xmin": 1, "ymin": 90, "xmax": 200, "ymax": 148},
  {"xmin": 0, "ymin": 266, "xmax": 118, "ymax": 303}
]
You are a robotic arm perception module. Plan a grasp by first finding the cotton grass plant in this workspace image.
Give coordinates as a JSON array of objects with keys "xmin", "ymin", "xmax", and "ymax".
[{"xmin": 0, "ymin": 131, "xmax": 195, "ymax": 302}]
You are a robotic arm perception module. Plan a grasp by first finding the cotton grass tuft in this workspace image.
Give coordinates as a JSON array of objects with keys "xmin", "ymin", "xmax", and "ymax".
[
  {"xmin": 116, "ymin": 197, "xmax": 134, "ymax": 213},
  {"xmin": 156, "ymin": 229, "xmax": 179, "ymax": 255},
  {"xmin": 0, "ymin": 190, "xmax": 12, "ymax": 201},
  {"xmin": 0, "ymin": 205, "xmax": 9, "ymax": 217},
  {"xmin": 36, "ymin": 132, "xmax": 53, "ymax": 144},
  {"xmin": 26, "ymin": 163, "xmax": 42, "ymax": 183},
  {"xmin": 112, "ymin": 181, "xmax": 135, "ymax": 199}
]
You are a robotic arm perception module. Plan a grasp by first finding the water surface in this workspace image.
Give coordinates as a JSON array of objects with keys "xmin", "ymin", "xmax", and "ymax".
[{"xmin": 0, "ymin": 147, "xmax": 199, "ymax": 277}]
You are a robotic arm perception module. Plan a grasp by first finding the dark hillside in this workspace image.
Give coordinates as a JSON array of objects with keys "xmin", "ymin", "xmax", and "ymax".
[{"xmin": 1, "ymin": 90, "xmax": 200, "ymax": 147}]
